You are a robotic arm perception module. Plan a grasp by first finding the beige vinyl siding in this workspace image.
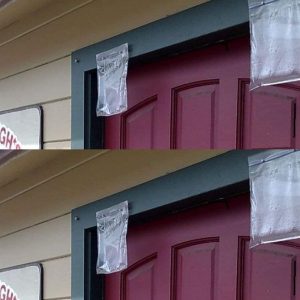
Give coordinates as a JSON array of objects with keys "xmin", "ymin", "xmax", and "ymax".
[
  {"xmin": 0, "ymin": 0, "xmax": 208, "ymax": 148},
  {"xmin": 43, "ymin": 256, "xmax": 71, "ymax": 300},
  {"xmin": 0, "ymin": 57, "xmax": 71, "ymax": 108},
  {"xmin": 0, "ymin": 214, "xmax": 71, "ymax": 300},
  {"xmin": 43, "ymin": 99, "xmax": 71, "ymax": 143},
  {"xmin": 0, "ymin": 56, "xmax": 71, "ymax": 148},
  {"xmin": 0, "ymin": 215, "xmax": 70, "ymax": 267},
  {"xmin": 44, "ymin": 140, "xmax": 71, "ymax": 149}
]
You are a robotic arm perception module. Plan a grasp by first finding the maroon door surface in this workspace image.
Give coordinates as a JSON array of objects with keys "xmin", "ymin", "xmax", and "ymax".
[
  {"xmin": 238, "ymin": 81, "xmax": 300, "ymax": 149},
  {"xmin": 105, "ymin": 195, "xmax": 300, "ymax": 300},
  {"xmin": 104, "ymin": 38, "xmax": 300, "ymax": 149}
]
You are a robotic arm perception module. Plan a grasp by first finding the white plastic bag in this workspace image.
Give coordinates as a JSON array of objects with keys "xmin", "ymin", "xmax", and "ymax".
[
  {"xmin": 96, "ymin": 44, "xmax": 129, "ymax": 116},
  {"xmin": 249, "ymin": 150, "xmax": 300, "ymax": 248},
  {"xmin": 249, "ymin": 0, "xmax": 300, "ymax": 90},
  {"xmin": 96, "ymin": 201, "xmax": 129, "ymax": 274}
]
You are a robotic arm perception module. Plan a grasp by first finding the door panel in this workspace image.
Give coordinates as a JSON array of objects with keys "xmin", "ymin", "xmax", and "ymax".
[
  {"xmin": 171, "ymin": 81, "xmax": 219, "ymax": 149},
  {"xmin": 238, "ymin": 238, "xmax": 300, "ymax": 300},
  {"xmin": 238, "ymin": 81, "xmax": 300, "ymax": 149},
  {"xmin": 105, "ymin": 39, "xmax": 249, "ymax": 149},
  {"xmin": 105, "ymin": 196, "xmax": 246, "ymax": 300},
  {"xmin": 105, "ymin": 196, "xmax": 300, "ymax": 300},
  {"xmin": 120, "ymin": 97, "xmax": 157, "ymax": 149},
  {"xmin": 103, "ymin": 38, "xmax": 300, "ymax": 149},
  {"xmin": 121, "ymin": 254, "xmax": 157, "ymax": 300},
  {"xmin": 171, "ymin": 239, "xmax": 219, "ymax": 300}
]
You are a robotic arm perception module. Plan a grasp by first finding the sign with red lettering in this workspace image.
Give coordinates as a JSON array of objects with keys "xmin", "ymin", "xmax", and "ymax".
[
  {"xmin": 0, "ymin": 107, "xmax": 42, "ymax": 149},
  {"xmin": 0, "ymin": 281, "xmax": 19, "ymax": 300},
  {"xmin": 0, "ymin": 265, "xmax": 42, "ymax": 300}
]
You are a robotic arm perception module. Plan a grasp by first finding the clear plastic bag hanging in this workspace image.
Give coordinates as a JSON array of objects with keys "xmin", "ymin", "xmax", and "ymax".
[
  {"xmin": 249, "ymin": 150, "xmax": 300, "ymax": 248},
  {"xmin": 249, "ymin": 0, "xmax": 300, "ymax": 90},
  {"xmin": 96, "ymin": 44, "xmax": 129, "ymax": 116},
  {"xmin": 96, "ymin": 201, "xmax": 129, "ymax": 274}
]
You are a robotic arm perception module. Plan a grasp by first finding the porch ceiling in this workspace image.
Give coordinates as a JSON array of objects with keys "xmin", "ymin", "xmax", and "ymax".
[
  {"xmin": 0, "ymin": 150, "xmax": 58, "ymax": 189},
  {"xmin": 0, "ymin": 150, "xmax": 225, "ymax": 236},
  {"xmin": 0, "ymin": 150, "xmax": 225, "ymax": 197},
  {"xmin": 0, "ymin": 0, "xmax": 52, "ymax": 30},
  {"xmin": 0, "ymin": 0, "xmax": 211, "ymax": 32}
]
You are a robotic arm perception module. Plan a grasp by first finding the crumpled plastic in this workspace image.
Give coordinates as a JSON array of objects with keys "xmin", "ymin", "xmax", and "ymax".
[
  {"xmin": 96, "ymin": 44, "xmax": 129, "ymax": 116},
  {"xmin": 249, "ymin": 0, "xmax": 300, "ymax": 90},
  {"xmin": 249, "ymin": 150, "xmax": 300, "ymax": 248},
  {"xmin": 96, "ymin": 201, "xmax": 129, "ymax": 274}
]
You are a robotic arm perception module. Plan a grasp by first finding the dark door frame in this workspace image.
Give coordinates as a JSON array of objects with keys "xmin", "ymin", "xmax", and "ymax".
[
  {"xmin": 71, "ymin": 150, "xmax": 262, "ymax": 300},
  {"xmin": 71, "ymin": 0, "xmax": 250, "ymax": 149}
]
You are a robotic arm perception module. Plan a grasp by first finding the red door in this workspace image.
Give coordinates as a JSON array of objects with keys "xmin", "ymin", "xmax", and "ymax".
[
  {"xmin": 237, "ymin": 81, "xmax": 300, "ymax": 149},
  {"xmin": 104, "ymin": 38, "xmax": 300, "ymax": 149},
  {"xmin": 105, "ymin": 195, "xmax": 300, "ymax": 300}
]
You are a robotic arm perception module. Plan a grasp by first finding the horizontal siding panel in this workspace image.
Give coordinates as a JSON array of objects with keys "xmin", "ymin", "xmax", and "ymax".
[
  {"xmin": 0, "ymin": 214, "xmax": 71, "ymax": 269},
  {"xmin": 43, "ymin": 99, "xmax": 71, "ymax": 142},
  {"xmin": 0, "ymin": 56, "xmax": 71, "ymax": 111},
  {"xmin": 43, "ymin": 256, "xmax": 71, "ymax": 300},
  {"xmin": 43, "ymin": 140, "xmax": 71, "ymax": 149},
  {"xmin": 0, "ymin": 0, "xmax": 207, "ymax": 79}
]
